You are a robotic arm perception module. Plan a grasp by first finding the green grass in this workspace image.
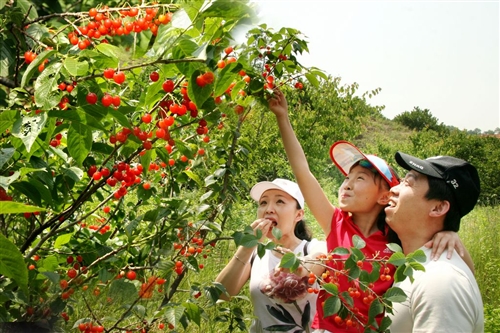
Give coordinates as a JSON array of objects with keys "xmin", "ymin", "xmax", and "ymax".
[{"xmin": 459, "ymin": 206, "xmax": 500, "ymax": 332}]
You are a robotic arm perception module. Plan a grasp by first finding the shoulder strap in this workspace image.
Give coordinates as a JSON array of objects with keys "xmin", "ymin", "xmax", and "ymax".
[
  {"xmin": 250, "ymin": 251, "xmax": 256, "ymax": 266},
  {"xmin": 303, "ymin": 241, "xmax": 310, "ymax": 256}
]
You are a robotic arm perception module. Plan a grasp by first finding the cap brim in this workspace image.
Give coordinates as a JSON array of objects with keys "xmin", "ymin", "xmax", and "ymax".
[
  {"xmin": 330, "ymin": 141, "xmax": 399, "ymax": 188},
  {"xmin": 330, "ymin": 141, "xmax": 367, "ymax": 176},
  {"xmin": 250, "ymin": 182, "xmax": 285, "ymax": 202},
  {"xmin": 395, "ymin": 152, "xmax": 443, "ymax": 179}
]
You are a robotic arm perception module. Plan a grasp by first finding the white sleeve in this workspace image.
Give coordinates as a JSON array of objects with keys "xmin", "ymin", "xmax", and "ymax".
[{"xmin": 306, "ymin": 238, "xmax": 327, "ymax": 256}]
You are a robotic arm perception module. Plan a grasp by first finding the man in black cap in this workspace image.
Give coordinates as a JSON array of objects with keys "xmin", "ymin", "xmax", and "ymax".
[{"xmin": 385, "ymin": 152, "xmax": 484, "ymax": 332}]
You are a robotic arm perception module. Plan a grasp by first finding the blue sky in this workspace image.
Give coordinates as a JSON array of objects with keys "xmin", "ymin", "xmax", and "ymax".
[{"xmin": 253, "ymin": 1, "xmax": 499, "ymax": 131}]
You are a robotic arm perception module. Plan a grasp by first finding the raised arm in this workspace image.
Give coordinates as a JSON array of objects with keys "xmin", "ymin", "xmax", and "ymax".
[{"xmin": 268, "ymin": 89, "xmax": 335, "ymax": 235}]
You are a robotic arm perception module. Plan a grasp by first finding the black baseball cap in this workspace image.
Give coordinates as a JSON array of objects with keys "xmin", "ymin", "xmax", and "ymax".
[{"xmin": 395, "ymin": 152, "xmax": 480, "ymax": 218}]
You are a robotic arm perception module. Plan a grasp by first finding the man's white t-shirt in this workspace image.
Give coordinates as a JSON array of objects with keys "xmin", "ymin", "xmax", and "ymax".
[
  {"xmin": 249, "ymin": 238, "xmax": 326, "ymax": 333},
  {"xmin": 390, "ymin": 246, "xmax": 484, "ymax": 333}
]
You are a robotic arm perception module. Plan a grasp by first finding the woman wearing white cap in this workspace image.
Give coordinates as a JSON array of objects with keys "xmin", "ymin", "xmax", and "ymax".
[{"xmin": 216, "ymin": 178, "xmax": 327, "ymax": 332}]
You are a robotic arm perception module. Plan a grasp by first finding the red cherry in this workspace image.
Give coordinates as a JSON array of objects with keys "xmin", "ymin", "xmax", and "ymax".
[
  {"xmin": 162, "ymin": 80, "xmax": 175, "ymax": 93},
  {"xmin": 202, "ymin": 71, "xmax": 214, "ymax": 85},
  {"xmin": 86, "ymin": 92, "xmax": 98, "ymax": 104},
  {"xmin": 113, "ymin": 71, "xmax": 125, "ymax": 84},
  {"xmin": 195, "ymin": 75, "xmax": 206, "ymax": 87},
  {"xmin": 150, "ymin": 71, "xmax": 159, "ymax": 82},
  {"xmin": 126, "ymin": 271, "xmax": 136, "ymax": 280},
  {"xmin": 112, "ymin": 95, "xmax": 121, "ymax": 107},
  {"xmin": 217, "ymin": 60, "xmax": 225, "ymax": 69},
  {"xmin": 101, "ymin": 94, "xmax": 113, "ymax": 107},
  {"xmin": 141, "ymin": 113, "xmax": 152, "ymax": 123},
  {"xmin": 67, "ymin": 268, "xmax": 77, "ymax": 279},
  {"xmin": 103, "ymin": 68, "xmax": 115, "ymax": 79},
  {"xmin": 224, "ymin": 46, "xmax": 233, "ymax": 55}
]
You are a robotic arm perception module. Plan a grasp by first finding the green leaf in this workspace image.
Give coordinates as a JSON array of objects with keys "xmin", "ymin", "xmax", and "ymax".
[
  {"xmin": 201, "ymin": 0, "xmax": 253, "ymax": 19},
  {"xmin": 383, "ymin": 286, "xmax": 407, "ymax": 302},
  {"xmin": 0, "ymin": 171, "xmax": 20, "ymax": 191},
  {"xmin": 271, "ymin": 226, "xmax": 282, "ymax": 240},
  {"xmin": 0, "ymin": 40, "xmax": 14, "ymax": 77},
  {"xmin": 367, "ymin": 299, "xmax": 383, "ymax": 322},
  {"xmin": 54, "ymin": 233, "xmax": 72, "ymax": 249},
  {"xmin": 183, "ymin": 302, "xmax": 201, "ymax": 326},
  {"xmin": 409, "ymin": 249, "xmax": 427, "ymax": 263},
  {"xmin": 164, "ymin": 306, "xmax": 185, "ymax": 327},
  {"xmin": 11, "ymin": 181, "xmax": 41, "ymax": 206},
  {"xmin": 305, "ymin": 73, "xmax": 320, "ymax": 88},
  {"xmin": 322, "ymin": 283, "xmax": 338, "ymax": 296},
  {"xmin": 16, "ymin": 0, "xmax": 38, "ymax": 20},
  {"xmin": 62, "ymin": 167, "xmax": 84, "ymax": 182},
  {"xmin": 0, "ymin": 201, "xmax": 45, "ymax": 214},
  {"xmin": 107, "ymin": 108, "xmax": 132, "ymax": 129},
  {"xmin": 279, "ymin": 252, "xmax": 297, "ymax": 269},
  {"xmin": 238, "ymin": 234, "xmax": 259, "ymax": 248},
  {"xmin": 409, "ymin": 261, "xmax": 426, "ymax": 272},
  {"xmin": 0, "ymin": 110, "xmax": 19, "ymax": 134},
  {"xmin": 379, "ymin": 316, "xmax": 392, "ymax": 332},
  {"xmin": 0, "ymin": 148, "xmax": 15, "ymax": 170},
  {"xmin": 125, "ymin": 215, "xmax": 143, "ymax": 237},
  {"xmin": 41, "ymin": 271, "xmax": 59, "ymax": 284},
  {"xmin": 67, "ymin": 123, "xmax": 92, "ymax": 167},
  {"xmin": 39, "ymin": 255, "xmax": 58, "ymax": 272},
  {"xmin": 34, "ymin": 62, "xmax": 63, "ymax": 110},
  {"xmin": 388, "ymin": 251, "xmax": 406, "ymax": 266},
  {"xmin": 0, "ymin": 233, "xmax": 28, "ymax": 295},
  {"xmin": 352, "ymin": 235, "xmax": 366, "ymax": 249},
  {"xmin": 188, "ymin": 70, "xmax": 214, "ymax": 108},
  {"xmin": 323, "ymin": 295, "xmax": 341, "ymax": 317},
  {"xmin": 393, "ymin": 265, "xmax": 407, "ymax": 283},
  {"xmin": 108, "ymin": 279, "xmax": 137, "ymax": 304},
  {"xmin": 12, "ymin": 112, "xmax": 48, "ymax": 153},
  {"xmin": 63, "ymin": 57, "xmax": 89, "ymax": 77},
  {"xmin": 95, "ymin": 43, "xmax": 123, "ymax": 63},
  {"xmin": 214, "ymin": 62, "xmax": 240, "ymax": 97},
  {"xmin": 200, "ymin": 190, "xmax": 213, "ymax": 202},
  {"xmin": 184, "ymin": 169, "xmax": 203, "ymax": 187},
  {"xmin": 386, "ymin": 242, "xmax": 403, "ymax": 253},
  {"xmin": 331, "ymin": 247, "xmax": 349, "ymax": 255},
  {"xmin": 203, "ymin": 284, "xmax": 222, "ymax": 304}
]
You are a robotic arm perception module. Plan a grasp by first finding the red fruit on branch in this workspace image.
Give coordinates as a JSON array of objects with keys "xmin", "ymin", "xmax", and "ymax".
[
  {"xmin": 101, "ymin": 94, "xmax": 113, "ymax": 107},
  {"xmin": 150, "ymin": 71, "xmax": 159, "ymax": 82},
  {"xmin": 86, "ymin": 92, "xmax": 98, "ymax": 104},
  {"xmin": 103, "ymin": 68, "xmax": 115, "ymax": 79},
  {"xmin": 162, "ymin": 79, "xmax": 175, "ymax": 93},
  {"xmin": 126, "ymin": 271, "xmax": 136, "ymax": 280},
  {"xmin": 113, "ymin": 71, "xmax": 125, "ymax": 84},
  {"xmin": 67, "ymin": 268, "xmax": 77, "ymax": 279}
]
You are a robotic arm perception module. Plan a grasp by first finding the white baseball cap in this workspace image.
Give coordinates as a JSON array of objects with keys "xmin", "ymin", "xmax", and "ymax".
[{"xmin": 250, "ymin": 178, "xmax": 305, "ymax": 209}]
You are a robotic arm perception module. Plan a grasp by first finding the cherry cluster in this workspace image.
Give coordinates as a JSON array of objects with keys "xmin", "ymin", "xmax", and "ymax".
[{"xmin": 68, "ymin": 5, "xmax": 172, "ymax": 51}]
